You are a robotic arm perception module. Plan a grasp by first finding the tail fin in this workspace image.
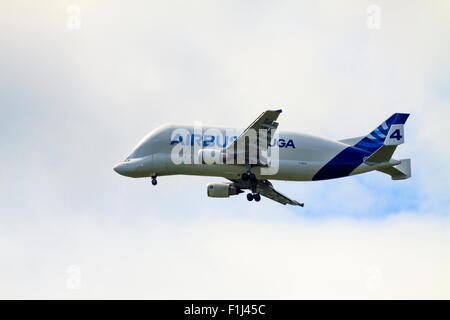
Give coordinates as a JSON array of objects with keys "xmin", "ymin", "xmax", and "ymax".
[
  {"xmin": 355, "ymin": 114, "xmax": 412, "ymax": 180},
  {"xmin": 354, "ymin": 113, "xmax": 410, "ymax": 153}
]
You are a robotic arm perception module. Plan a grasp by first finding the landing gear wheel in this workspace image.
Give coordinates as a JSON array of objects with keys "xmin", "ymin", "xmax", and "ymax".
[
  {"xmin": 246, "ymin": 193, "xmax": 254, "ymax": 201},
  {"xmin": 253, "ymin": 193, "xmax": 261, "ymax": 202},
  {"xmin": 249, "ymin": 173, "xmax": 256, "ymax": 181},
  {"xmin": 151, "ymin": 173, "xmax": 157, "ymax": 186}
]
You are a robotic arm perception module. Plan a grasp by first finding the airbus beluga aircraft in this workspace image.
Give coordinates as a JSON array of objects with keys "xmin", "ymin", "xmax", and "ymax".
[{"xmin": 114, "ymin": 110, "xmax": 411, "ymax": 206}]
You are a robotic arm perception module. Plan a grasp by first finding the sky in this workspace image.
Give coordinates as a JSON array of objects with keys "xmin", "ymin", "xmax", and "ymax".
[{"xmin": 0, "ymin": 0, "xmax": 449, "ymax": 299}]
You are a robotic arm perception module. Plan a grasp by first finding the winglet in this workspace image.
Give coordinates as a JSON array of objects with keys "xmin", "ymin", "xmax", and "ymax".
[{"xmin": 274, "ymin": 109, "xmax": 283, "ymax": 113}]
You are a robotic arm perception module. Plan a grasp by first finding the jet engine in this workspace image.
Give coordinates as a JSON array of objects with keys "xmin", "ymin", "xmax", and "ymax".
[{"xmin": 207, "ymin": 182, "xmax": 241, "ymax": 198}]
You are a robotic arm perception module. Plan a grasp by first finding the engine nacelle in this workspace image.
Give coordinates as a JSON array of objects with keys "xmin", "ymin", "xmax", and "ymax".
[
  {"xmin": 207, "ymin": 182, "xmax": 240, "ymax": 198},
  {"xmin": 198, "ymin": 149, "xmax": 225, "ymax": 165}
]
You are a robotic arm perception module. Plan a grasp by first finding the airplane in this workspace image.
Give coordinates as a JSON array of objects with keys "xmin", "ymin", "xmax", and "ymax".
[{"xmin": 114, "ymin": 110, "xmax": 411, "ymax": 206}]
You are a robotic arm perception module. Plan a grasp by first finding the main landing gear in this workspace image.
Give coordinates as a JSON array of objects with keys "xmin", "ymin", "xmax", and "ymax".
[
  {"xmin": 151, "ymin": 173, "xmax": 157, "ymax": 186},
  {"xmin": 247, "ymin": 192, "xmax": 261, "ymax": 202},
  {"xmin": 243, "ymin": 167, "xmax": 260, "ymax": 202}
]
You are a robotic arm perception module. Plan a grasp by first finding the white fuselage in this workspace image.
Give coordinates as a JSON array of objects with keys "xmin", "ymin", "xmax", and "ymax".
[{"xmin": 113, "ymin": 124, "xmax": 386, "ymax": 181}]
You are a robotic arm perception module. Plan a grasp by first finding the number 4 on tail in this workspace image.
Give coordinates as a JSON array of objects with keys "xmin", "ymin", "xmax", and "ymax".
[
  {"xmin": 390, "ymin": 129, "xmax": 403, "ymax": 140},
  {"xmin": 385, "ymin": 124, "xmax": 405, "ymax": 145}
]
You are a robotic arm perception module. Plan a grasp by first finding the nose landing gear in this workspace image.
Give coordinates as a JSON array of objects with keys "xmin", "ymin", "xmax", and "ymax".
[{"xmin": 151, "ymin": 173, "xmax": 157, "ymax": 186}]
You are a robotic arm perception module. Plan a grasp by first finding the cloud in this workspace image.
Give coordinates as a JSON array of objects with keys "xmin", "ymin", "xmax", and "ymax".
[{"xmin": 1, "ymin": 212, "xmax": 449, "ymax": 299}]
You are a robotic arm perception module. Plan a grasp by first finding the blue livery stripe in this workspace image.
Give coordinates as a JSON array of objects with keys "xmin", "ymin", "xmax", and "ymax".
[
  {"xmin": 391, "ymin": 113, "xmax": 409, "ymax": 124},
  {"xmin": 356, "ymin": 140, "xmax": 378, "ymax": 148},
  {"xmin": 312, "ymin": 146, "xmax": 371, "ymax": 181},
  {"xmin": 373, "ymin": 129, "xmax": 386, "ymax": 138},
  {"xmin": 370, "ymin": 130, "xmax": 384, "ymax": 140}
]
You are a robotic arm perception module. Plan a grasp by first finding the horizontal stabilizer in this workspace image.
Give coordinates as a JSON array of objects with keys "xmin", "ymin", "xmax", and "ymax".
[
  {"xmin": 339, "ymin": 136, "xmax": 365, "ymax": 146},
  {"xmin": 364, "ymin": 145, "xmax": 397, "ymax": 163},
  {"xmin": 377, "ymin": 159, "xmax": 411, "ymax": 180}
]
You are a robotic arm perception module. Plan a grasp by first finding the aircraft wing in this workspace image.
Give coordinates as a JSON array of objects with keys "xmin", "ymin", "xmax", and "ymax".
[
  {"xmin": 256, "ymin": 180, "xmax": 304, "ymax": 206},
  {"xmin": 224, "ymin": 109, "xmax": 282, "ymax": 165},
  {"xmin": 230, "ymin": 179, "xmax": 303, "ymax": 206}
]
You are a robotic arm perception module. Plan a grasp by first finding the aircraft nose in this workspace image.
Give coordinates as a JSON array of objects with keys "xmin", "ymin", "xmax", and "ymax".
[{"xmin": 113, "ymin": 162, "xmax": 127, "ymax": 176}]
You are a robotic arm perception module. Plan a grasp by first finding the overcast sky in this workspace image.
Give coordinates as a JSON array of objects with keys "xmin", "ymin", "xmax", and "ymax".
[{"xmin": 1, "ymin": 0, "xmax": 449, "ymax": 299}]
